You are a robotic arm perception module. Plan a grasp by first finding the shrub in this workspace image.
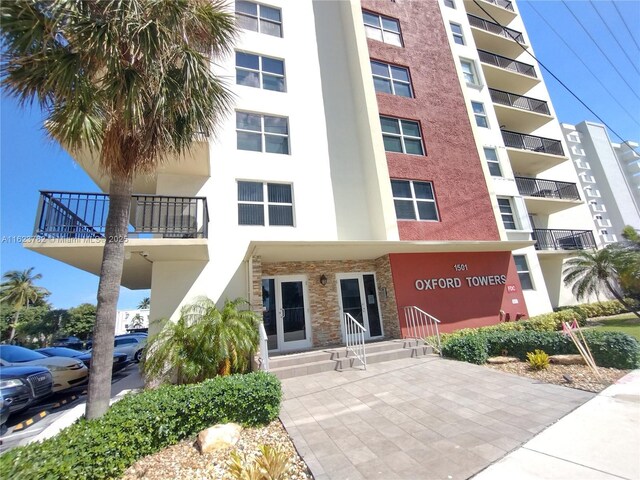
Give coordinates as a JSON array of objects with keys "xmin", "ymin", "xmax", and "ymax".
[
  {"xmin": 556, "ymin": 299, "xmax": 640, "ymax": 321},
  {"xmin": 442, "ymin": 330, "xmax": 640, "ymax": 369},
  {"xmin": 229, "ymin": 444, "xmax": 291, "ymax": 480},
  {"xmin": 0, "ymin": 372, "xmax": 281, "ymax": 480},
  {"xmin": 441, "ymin": 334, "xmax": 488, "ymax": 365},
  {"xmin": 527, "ymin": 349, "xmax": 550, "ymax": 370}
]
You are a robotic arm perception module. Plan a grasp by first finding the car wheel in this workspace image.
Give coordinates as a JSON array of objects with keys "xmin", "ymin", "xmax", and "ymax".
[{"xmin": 134, "ymin": 350, "xmax": 143, "ymax": 363}]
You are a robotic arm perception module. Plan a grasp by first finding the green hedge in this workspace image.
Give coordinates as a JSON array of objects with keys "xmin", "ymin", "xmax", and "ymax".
[
  {"xmin": 555, "ymin": 299, "xmax": 639, "ymax": 321},
  {"xmin": 0, "ymin": 372, "xmax": 281, "ymax": 480},
  {"xmin": 442, "ymin": 330, "xmax": 640, "ymax": 369}
]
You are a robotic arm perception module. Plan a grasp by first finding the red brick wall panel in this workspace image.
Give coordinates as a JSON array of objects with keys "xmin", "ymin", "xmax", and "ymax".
[{"xmin": 361, "ymin": 0, "xmax": 500, "ymax": 241}]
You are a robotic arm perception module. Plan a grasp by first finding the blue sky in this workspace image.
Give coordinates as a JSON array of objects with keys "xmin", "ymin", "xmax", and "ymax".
[{"xmin": 1, "ymin": 0, "xmax": 639, "ymax": 309}]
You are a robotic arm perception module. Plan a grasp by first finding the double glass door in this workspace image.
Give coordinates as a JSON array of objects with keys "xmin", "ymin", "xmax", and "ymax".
[
  {"xmin": 338, "ymin": 273, "xmax": 383, "ymax": 341},
  {"xmin": 262, "ymin": 276, "xmax": 310, "ymax": 352}
]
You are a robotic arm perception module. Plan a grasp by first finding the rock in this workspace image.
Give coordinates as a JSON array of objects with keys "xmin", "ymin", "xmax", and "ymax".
[
  {"xmin": 550, "ymin": 354, "xmax": 586, "ymax": 365},
  {"xmin": 486, "ymin": 356, "xmax": 519, "ymax": 364},
  {"xmin": 563, "ymin": 374, "xmax": 574, "ymax": 383},
  {"xmin": 197, "ymin": 423, "xmax": 242, "ymax": 454}
]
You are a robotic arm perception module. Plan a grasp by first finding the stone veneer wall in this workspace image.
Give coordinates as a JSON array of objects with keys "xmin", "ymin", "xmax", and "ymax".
[{"xmin": 251, "ymin": 255, "xmax": 401, "ymax": 348}]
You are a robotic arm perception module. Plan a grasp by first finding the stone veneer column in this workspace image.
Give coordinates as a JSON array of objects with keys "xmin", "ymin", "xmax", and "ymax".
[
  {"xmin": 250, "ymin": 255, "xmax": 263, "ymax": 315},
  {"xmin": 374, "ymin": 255, "xmax": 401, "ymax": 339}
]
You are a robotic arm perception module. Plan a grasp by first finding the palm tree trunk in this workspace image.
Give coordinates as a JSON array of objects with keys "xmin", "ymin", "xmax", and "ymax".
[
  {"xmin": 8, "ymin": 310, "xmax": 20, "ymax": 343},
  {"xmin": 605, "ymin": 281, "xmax": 640, "ymax": 320},
  {"xmin": 86, "ymin": 176, "xmax": 133, "ymax": 419}
]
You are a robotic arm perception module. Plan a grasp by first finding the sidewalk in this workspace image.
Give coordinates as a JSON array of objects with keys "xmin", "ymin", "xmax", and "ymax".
[{"xmin": 472, "ymin": 369, "xmax": 640, "ymax": 480}]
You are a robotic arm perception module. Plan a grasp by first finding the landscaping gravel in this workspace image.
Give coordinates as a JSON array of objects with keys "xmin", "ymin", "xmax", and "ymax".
[
  {"xmin": 120, "ymin": 420, "xmax": 312, "ymax": 480},
  {"xmin": 486, "ymin": 361, "xmax": 629, "ymax": 393}
]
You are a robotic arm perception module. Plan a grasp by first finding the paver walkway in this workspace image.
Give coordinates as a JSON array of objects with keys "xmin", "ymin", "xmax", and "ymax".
[{"xmin": 279, "ymin": 355, "xmax": 594, "ymax": 480}]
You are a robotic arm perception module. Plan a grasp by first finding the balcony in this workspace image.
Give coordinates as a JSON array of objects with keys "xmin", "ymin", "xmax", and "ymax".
[
  {"xmin": 25, "ymin": 191, "xmax": 210, "ymax": 289},
  {"xmin": 532, "ymin": 229, "xmax": 596, "ymax": 251},
  {"xmin": 515, "ymin": 176, "xmax": 582, "ymax": 214},
  {"xmin": 502, "ymin": 130, "xmax": 566, "ymax": 175},
  {"xmin": 478, "ymin": 50, "xmax": 539, "ymax": 93},
  {"xmin": 464, "ymin": 0, "xmax": 517, "ymax": 25},
  {"xmin": 468, "ymin": 15, "xmax": 527, "ymax": 58},
  {"xmin": 489, "ymin": 88, "xmax": 552, "ymax": 130}
]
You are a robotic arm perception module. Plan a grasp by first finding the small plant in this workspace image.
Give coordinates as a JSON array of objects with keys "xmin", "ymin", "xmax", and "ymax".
[
  {"xmin": 527, "ymin": 349, "xmax": 550, "ymax": 370},
  {"xmin": 228, "ymin": 444, "xmax": 291, "ymax": 480}
]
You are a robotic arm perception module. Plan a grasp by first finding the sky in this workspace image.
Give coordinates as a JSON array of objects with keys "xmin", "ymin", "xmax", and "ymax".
[{"xmin": 1, "ymin": 0, "xmax": 639, "ymax": 309}]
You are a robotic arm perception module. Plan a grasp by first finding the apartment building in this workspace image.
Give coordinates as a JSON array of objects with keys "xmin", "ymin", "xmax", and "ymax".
[
  {"xmin": 561, "ymin": 121, "xmax": 640, "ymax": 245},
  {"xmin": 25, "ymin": 0, "xmax": 597, "ymax": 355}
]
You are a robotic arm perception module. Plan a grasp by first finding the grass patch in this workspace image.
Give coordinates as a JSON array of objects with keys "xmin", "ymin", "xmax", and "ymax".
[{"xmin": 589, "ymin": 313, "xmax": 640, "ymax": 341}]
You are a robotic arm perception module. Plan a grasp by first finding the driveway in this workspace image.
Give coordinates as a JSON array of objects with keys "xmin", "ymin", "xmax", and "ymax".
[{"xmin": 279, "ymin": 355, "xmax": 594, "ymax": 480}]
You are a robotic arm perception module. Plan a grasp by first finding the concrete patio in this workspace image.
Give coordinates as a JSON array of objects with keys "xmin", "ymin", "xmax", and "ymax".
[{"xmin": 279, "ymin": 355, "xmax": 595, "ymax": 480}]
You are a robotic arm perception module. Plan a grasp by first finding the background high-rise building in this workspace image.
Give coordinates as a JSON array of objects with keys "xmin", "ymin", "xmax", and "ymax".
[{"xmin": 562, "ymin": 121, "xmax": 640, "ymax": 245}]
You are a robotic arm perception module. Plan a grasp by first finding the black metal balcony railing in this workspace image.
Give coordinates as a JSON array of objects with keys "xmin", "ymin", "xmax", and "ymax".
[
  {"xmin": 480, "ymin": 0, "xmax": 514, "ymax": 11},
  {"xmin": 478, "ymin": 50, "xmax": 537, "ymax": 78},
  {"xmin": 532, "ymin": 229, "xmax": 596, "ymax": 251},
  {"xmin": 35, "ymin": 191, "xmax": 209, "ymax": 239},
  {"xmin": 501, "ymin": 130, "xmax": 565, "ymax": 156},
  {"xmin": 489, "ymin": 88, "xmax": 550, "ymax": 115},
  {"xmin": 468, "ymin": 14, "xmax": 524, "ymax": 43},
  {"xmin": 515, "ymin": 177, "xmax": 580, "ymax": 200}
]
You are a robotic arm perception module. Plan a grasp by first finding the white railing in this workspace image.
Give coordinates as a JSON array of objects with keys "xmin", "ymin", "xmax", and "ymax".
[
  {"xmin": 403, "ymin": 306, "xmax": 442, "ymax": 355},
  {"xmin": 257, "ymin": 322, "xmax": 269, "ymax": 371},
  {"xmin": 342, "ymin": 313, "xmax": 366, "ymax": 370}
]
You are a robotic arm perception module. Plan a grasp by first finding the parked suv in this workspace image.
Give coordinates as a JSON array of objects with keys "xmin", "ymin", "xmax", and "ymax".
[
  {"xmin": 0, "ymin": 365, "xmax": 53, "ymax": 416},
  {"xmin": 113, "ymin": 335, "xmax": 146, "ymax": 363}
]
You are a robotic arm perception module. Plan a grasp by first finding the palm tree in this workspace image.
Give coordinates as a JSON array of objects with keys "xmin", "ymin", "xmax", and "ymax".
[
  {"xmin": 1, "ymin": 1, "xmax": 236, "ymax": 418},
  {"xmin": 0, "ymin": 268, "xmax": 50, "ymax": 342},
  {"xmin": 137, "ymin": 297, "xmax": 150, "ymax": 310},
  {"xmin": 142, "ymin": 297, "xmax": 259, "ymax": 385},
  {"xmin": 563, "ymin": 248, "xmax": 640, "ymax": 319}
]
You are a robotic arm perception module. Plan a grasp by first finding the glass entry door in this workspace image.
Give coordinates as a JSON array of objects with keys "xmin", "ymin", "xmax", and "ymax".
[
  {"xmin": 338, "ymin": 273, "xmax": 383, "ymax": 341},
  {"xmin": 262, "ymin": 275, "xmax": 311, "ymax": 352}
]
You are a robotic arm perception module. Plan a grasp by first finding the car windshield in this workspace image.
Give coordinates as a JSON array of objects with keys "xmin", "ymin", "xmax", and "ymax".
[
  {"xmin": 0, "ymin": 345, "xmax": 48, "ymax": 362},
  {"xmin": 37, "ymin": 347, "xmax": 83, "ymax": 358}
]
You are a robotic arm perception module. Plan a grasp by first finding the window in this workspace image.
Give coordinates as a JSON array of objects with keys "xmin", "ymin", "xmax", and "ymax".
[
  {"xmin": 450, "ymin": 22, "xmax": 465, "ymax": 45},
  {"xmin": 235, "ymin": 1, "xmax": 282, "ymax": 37},
  {"xmin": 238, "ymin": 181, "xmax": 294, "ymax": 226},
  {"xmin": 362, "ymin": 11, "xmax": 402, "ymax": 46},
  {"xmin": 391, "ymin": 180, "xmax": 439, "ymax": 221},
  {"xmin": 236, "ymin": 112, "xmax": 289, "ymax": 154},
  {"xmin": 472, "ymin": 101, "xmax": 488, "ymax": 128},
  {"xmin": 444, "ymin": 0, "xmax": 456, "ymax": 8},
  {"xmin": 514, "ymin": 255, "xmax": 533, "ymax": 290},
  {"xmin": 483, "ymin": 147, "xmax": 502, "ymax": 176},
  {"xmin": 460, "ymin": 59, "xmax": 480, "ymax": 86},
  {"xmin": 380, "ymin": 116, "xmax": 424, "ymax": 155},
  {"xmin": 236, "ymin": 52, "xmax": 285, "ymax": 92},
  {"xmin": 371, "ymin": 61, "xmax": 412, "ymax": 97},
  {"xmin": 497, "ymin": 198, "xmax": 517, "ymax": 230}
]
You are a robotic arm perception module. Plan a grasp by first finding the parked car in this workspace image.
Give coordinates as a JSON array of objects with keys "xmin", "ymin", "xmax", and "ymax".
[
  {"xmin": 35, "ymin": 347, "xmax": 131, "ymax": 373},
  {"xmin": 0, "ymin": 396, "xmax": 9, "ymax": 433},
  {"xmin": 0, "ymin": 345, "xmax": 88, "ymax": 392},
  {"xmin": 52, "ymin": 336, "xmax": 84, "ymax": 350},
  {"xmin": 86, "ymin": 335, "xmax": 147, "ymax": 363},
  {"xmin": 0, "ymin": 365, "xmax": 53, "ymax": 416}
]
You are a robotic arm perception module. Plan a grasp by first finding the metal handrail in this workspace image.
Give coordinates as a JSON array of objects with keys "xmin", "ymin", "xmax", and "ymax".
[
  {"xmin": 532, "ymin": 229, "xmax": 596, "ymax": 251},
  {"xmin": 515, "ymin": 176, "xmax": 580, "ymax": 200},
  {"xmin": 478, "ymin": 50, "xmax": 536, "ymax": 78},
  {"xmin": 257, "ymin": 322, "xmax": 269, "ymax": 371},
  {"xmin": 35, "ymin": 191, "xmax": 209, "ymax": 239},
  {"xmin": 467, "ymin": 14, "xmax": 524, "ymax": 43},
  {"xmin": 403, "ymin": 306, "xmax": 442, "ymax": 355},
  {"xmin": 501, "ymin": 130, "xmax": 564, "ymax": 156},
  {"xmin": 489, "ymin": 88, "xmax": 549, "ymax": 115},
  {"xmin": 480, "ymin": 0, "xmax": 514, "ymax": 12},
  {"xmin": 343, "ymin": 313, "xmax": 366, "ymax": 370}
]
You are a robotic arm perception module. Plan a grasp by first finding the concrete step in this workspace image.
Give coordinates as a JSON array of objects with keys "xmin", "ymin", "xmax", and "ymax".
[{"xmin": 269, "ymin": 339, "xmax": 437, "ymax": 380}]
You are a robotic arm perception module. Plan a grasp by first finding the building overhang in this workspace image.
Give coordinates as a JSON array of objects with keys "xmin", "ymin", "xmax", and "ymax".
[
  {"xmin": 244, "ymin": 240, "xmax": 535, "ymax": 263},
  {"xmin": 24, "ymin": 238, "xmax": 209, "ymax": 289}
]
